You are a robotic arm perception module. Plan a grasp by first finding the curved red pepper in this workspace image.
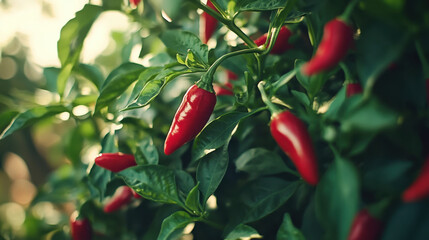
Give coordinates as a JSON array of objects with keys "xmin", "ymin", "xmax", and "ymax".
[
  {"xmin": 200, "ymin": 0, "xmax": 218, "ymax": 44},
  {"xmin": 129, "ymin": 0, "xmax": 141, "ymax": 7},
  {"xmin": 94, "ymin": 153, "xmax": 136, "ymax": 173},
  {"xmin": 226, "ymin": 70, "xmax": 238, "ymax": 81},
  {"xmin": 270, "ymin": 111, "xmax": 319, "ymax": 185},
  {"xmin": 254, "ymin": 26, "xmax": 293, "ymax": 54},
  {"xmin": 402, "ymin": 154, "xmax": 429, "ymax": 202},
  {"xmin": 164, "ymin": 84, "xmax": 216, "ymax": 155},
  {"xmin": 302, "ymin": 18, "xmax": 354, "ymax": 76},
  {"xmin": 70, "ymin": 215, "xmax": 92, "ymax": 240},
  {"xmin": 346, "ymin": 83, "xmax": 363, "ymax": 97},
  {"xmin": 104, "ymin": 186, "xmax": 134, "ymax": 213},
  {"xmin": 348, "ymin": 209, "xmax": 383, "ymax": 240}
]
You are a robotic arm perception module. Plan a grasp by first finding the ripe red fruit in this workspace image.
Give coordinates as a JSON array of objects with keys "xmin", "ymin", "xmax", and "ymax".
[
  {"xmin": 104, "ymin": 186, "xmax": 134, "ymax": 213},
  {"xmin": 346, "ymin": 83, "xmax": 363, "ymax": 97},
  {"xmin": 270, "ymin": 111, "xmax": 319, "ymax": 185},
  {"xmin": 129, "ymin": 0, "xmax": 141, "ymax": 7},
  {"xmin": 402, "ymin": 154, "xmax": 429, "ymax": 202},
  {"xmin": 254, "ymin": 26, "xmax": 293, "ymax": 54},
  {"xmin": 348, "ymin": 209, "xmax": 383, "ymax": 240},
  {"xmin": 164, "ymin": 84, "xmax": 216, "ymax": 155},
  {"xmin": 94, "ymin": 153, "xmax": 136, "ymax": 172},
  {"xmin": 200, "ymin": 0, "xmax": 218, "ymax": 44},
  {"xmin": 70, "ymin": 214, "xmax": 92, "ymax": 240},
  {"xmin": 302, "ymin": 18, "xmax": 354, "ymax": 76}
]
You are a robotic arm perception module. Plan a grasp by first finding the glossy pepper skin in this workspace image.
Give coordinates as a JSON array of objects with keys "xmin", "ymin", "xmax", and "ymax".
[
  {"xmin": 302, "ymin": 18, "xmax": 354, "ymax": 76},
  {"xmin": 104, "ymin": 186, "xmax": 134, "ymax": 213},
  {"xmin": 270, "ymin": 111, "xmax": 319, "ymax": 185},
  {"xmin": 402, "ymin": 154, "xmax": 429, "ymax": 202},
  {"xmin": 348, "ymin": 209, "xmax": 383, "ymax": 240},
  {"xmin": 346, "ymin": 83, "xmax": 363, "ymax": 97},
  {"xmin": 254, "ymin": 26, "xmax": 293, "ymax": 54},
  {"xmin": 94, "ymin": 153, "xmax": 136, "ymax": 172},
  {"xmin": 164, "ymin": 84, "xmax": 216, "ymax": 155},
  {"xmin": 200, "ymin": 0, "xmax": 218, "ymax": 44},
  {"xmin": 70, "ymin": 215, "xmax": 92, "ymax": 240}
]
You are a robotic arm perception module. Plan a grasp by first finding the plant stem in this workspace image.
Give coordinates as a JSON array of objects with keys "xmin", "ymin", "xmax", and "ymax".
[
  {"xmin": 305, "ymin": 16, "xmax": 316, "ymax": 47},
  {"xmin": 339, "ymin": 62, "xmax": 352, "ymax": 83},
  {"xmin": 257, "ymin": 82, "xmax": 281, "ymax": 114},
  {"xmin": 340, "ymin": 0, "xmax": 360, "ymax": 23},
  {"xmin": 192, "ymin": 1, "xmax": 256, "ymax": 47},
  {"xmin": 415, "ymin": 40, "xmax": 429, "ymax": 78},
  {"xmin": 202, "ymin": 48, "xmax": 264, "ymax": 85},
  {"xmin": 199, "ymin": 218, "xmax": 224, "ymax": 230}
]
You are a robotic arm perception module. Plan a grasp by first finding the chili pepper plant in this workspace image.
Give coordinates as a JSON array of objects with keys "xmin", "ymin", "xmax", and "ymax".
[{"xmin": 1, "ymin": 0, "xmax": 429, "ymax": 239}]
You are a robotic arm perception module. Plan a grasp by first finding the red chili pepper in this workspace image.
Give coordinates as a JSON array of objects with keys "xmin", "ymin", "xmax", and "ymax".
[
  {"xmin": 270, "ymin": 111, "xmax": 319, "ymax": 185},
  {"xmin": 104, "ymin": 186, "xmax": 134, "ymax": 213},
  {"xmin": 94, "ymin": 153, "xmax": 136, "ymax": 173},
  {"xmin": 226, "ymin": 70, "xmax": 238, "ymax": 81},
  {"xmin": 346, "ymin": 83, "xmax": 363, "ymax": 97},
  {"xmin": 164, "ymin": 84, "xmax": 216, "ymax": 155},
  {"xmin": 348, "ymin": 209, "xmax": 383, "ymax": 240},
  {"xmin": 129, "ymin": 0, "xmax": 141, "ymax": 7},
  {"xmin": 402, "ymin": 154, "xmax": 429, "ymax": 202},
  {"xmin": 214, "ymin": 82, "xmax": 233, "ymax": 96},
  {"xmin": 302, "ymin": 18, "xmax": 354, "ymax": 76},
  {"xmin": 254, "ymin": 26, "xmax": 293, "ymax": 55},
  {"xmin": 200, "ymin": 0, "xmax": 218, "ymax": 44},
  {"xmin": 131, "ymin": 188, "xmax": 141, "ymax": 199},
  {"xmin": 70, "ymin": 214, "xmax": 92, "ymax": 240}
]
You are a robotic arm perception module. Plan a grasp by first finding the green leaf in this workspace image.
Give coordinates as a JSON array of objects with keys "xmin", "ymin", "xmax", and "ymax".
[
  {"xmin": 88, "ymin": 165, "xmax": 114, "ymax": 200},
  {"xmin": 341, "ymin": 97, "xmax": 399, "ymax": 133},
  {"xmin": 235, "ymin": 148, "xmax": 293, "ymax": 177},
  {"xmin": 135, "ymin": 137, "xmax": 159, "ymax": 165},
  {"xmin": 0, "ymin": 110, "xmax": 19, "ymax": 136},
  {"xmin": 185, "ymin": 183, "xmax": 201, "ymax": 214},
  {"xmin": 356, "ymin": 21, "xmax": 410, "ymax": 91},
  {"xmin": 240, "ymin": 178, "xmax": 299, "ymax": 223},
  {"xmin": 225, "ymin": 224, "xmax": 261, "ymax": 240},
  {"xmin": 381, "ymin": 202, "xmax": 429, "ymax": 240},
  {"xmin": 192, "ymin": 109, "xmax": 263, "ymax": 162},
  {"xmin": 75, "ymin": 63, "xmax": 104, "ymax": 90},
  {"xmin": 160, "ymin": 30, "xmax": 208, "ymax": 64},
  {"xmin": 315, "ymin": 157, "xmax": 359, "ymax": 240},
  {"xmin": 276, "ymin": 213, "xmax": 305, "ymax": 240},
  {"xmin": 125, "ymin": 78, "xmax": 164, "ymax": 110},
  {"xmin": 196, "ymin": 143, "xmax": 229, "ymax": 203},
  {"xmin": 43, "ymin": 67, "xmax": 60, "ymax": 92},
  {"xmin": 0, "ymin": 105, "xmax": 69, "ymax": 140},
  {"xmin": 119, "ymin": 165, "xmax": 181, "ymax": 204},
  {"xmin": 175, "ymin": 170, "xmax": 195, "ymax": 198},
  {"xmin": 236, "ymin": 0, "xmax": 288, "ymax": 11},
  {"xmin": 127, "ymin": 67, "xmax": 163, "ymax": 104},
  {"xmin": 95, "ymin": 62, "xmax": 145, "ymax": 113},
  {"xmin": 295, "ymin": 59, "xmax": 328, "ymax": 100},
  {"xmin": 57, "ymin": 4, "xmax": 103, "ymax": 96},
  {"xmin": 157, "ymin": 211, "xmax": 195, "ymax": 240}
]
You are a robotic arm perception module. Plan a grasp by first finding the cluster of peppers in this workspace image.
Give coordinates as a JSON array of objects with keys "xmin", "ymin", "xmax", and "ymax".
[{"xmin": 69, "ymin": 1, "xmax": 429, "ymax": 239}]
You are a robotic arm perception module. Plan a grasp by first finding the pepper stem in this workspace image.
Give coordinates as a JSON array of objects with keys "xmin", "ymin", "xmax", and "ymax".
[
  {"xmin": 340, "ymin": 0, "xmax": 360, "ymax": 23},
  {"xmin": 257, "ymin": 82, "xmax": 281, "ymax": 114},
  {"xmin": 339, "ymin": 62, "xmax": 353, "ymax": 83},
  {"xmin": 202, "ymin": 48, "xmax": 264, "ymax": 88}
]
